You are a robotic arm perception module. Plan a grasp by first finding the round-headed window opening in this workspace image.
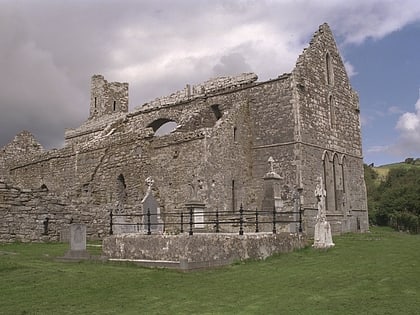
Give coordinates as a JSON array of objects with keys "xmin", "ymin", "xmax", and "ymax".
[{"xmin": 148, "ymin": 118, "xmax": 178, "ymax": 136}]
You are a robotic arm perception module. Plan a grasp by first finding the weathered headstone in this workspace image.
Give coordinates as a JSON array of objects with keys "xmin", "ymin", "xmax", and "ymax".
[
  {"xmin": 313, "ymin": 177, "xmax": 335, "ymax": 249},
  {"xmin": 261, "ymin": 156, "xmax": 282, "ymax": 212},
  {"xmin": 141, "ymin": 177, "xmax": 163, "ymax": 233},
  {"xmin": 185, "ymin": 201, "xmax": 206, "ymax": 229},
  {"xmin": 62, "ymin": 224, "xmax": 91, "ymax": 260},
  {"xmin": 113, "ymin": 202, "xmax": 137, "ymax": 234},
  {"xmin": 186, "ymin": 177, "xmax": 206, "ymax": 230}
]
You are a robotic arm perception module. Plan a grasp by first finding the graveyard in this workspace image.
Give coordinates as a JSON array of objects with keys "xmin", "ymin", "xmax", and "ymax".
[{"xmin": 0, "ymin": 227, "xmax": 419, "ymax": 314}]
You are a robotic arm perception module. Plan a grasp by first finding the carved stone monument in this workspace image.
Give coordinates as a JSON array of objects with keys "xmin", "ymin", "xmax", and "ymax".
[
  {"xmin": 313, "ymin": 177, "xmax": 335, "ymax": 249},
  {"xmin": 141, "ymin": 177, "xmax": 163, "ymax": 233},
  {"xmin": 261, "ymin": 156, "xmax": 282, "ymax": 212},
  {"xmin": 186, "ymin": 177, "xmax": 205, "ymax": 229}
]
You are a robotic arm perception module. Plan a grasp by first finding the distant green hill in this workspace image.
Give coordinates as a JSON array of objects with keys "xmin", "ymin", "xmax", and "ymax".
[{"xmin": 372, "ymin": 159, "xmax": 420, "ymax": 181}]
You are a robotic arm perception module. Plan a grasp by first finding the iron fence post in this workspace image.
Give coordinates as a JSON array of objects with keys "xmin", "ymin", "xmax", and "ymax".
[
  {"xmin": 180, "ymin": 212, "xmax": 184, "ymax": 233},
  {"xmin": 298, "ymin": 187, "xmax": 303, "ymax": 233},
  {"xmin": 109, "ymin": 209, "xmax": 113, "ymax": 235},
  {"xmin": 272, "ymin": 207, "xmax": 277, "ymax": 234},
  {"xmin": 147, "ymin": 208, "xmax": 151, "ymax": 235},
  {"xmin": 255, "ymin": 208, "xmax": 259, "ymax": 233},
  {"xmin": 239, "ymin": 204, "xmax": 244, "ymax": 235},
  {"xmin": 299, "ymin": 208, "xmax": 303, "ymax": 233},
  {"xmin": 216, "ymin": 208, "xmax": 220, "ymax": 233},
  {"xmin": 189, "ymin": 207, "xmax": 193, "ymax": 235}
]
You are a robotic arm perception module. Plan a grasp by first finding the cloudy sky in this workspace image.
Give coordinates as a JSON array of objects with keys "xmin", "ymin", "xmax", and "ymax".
[{"xmin": 1, "ymin": 0, "xmax": 420, "ymax": 166}]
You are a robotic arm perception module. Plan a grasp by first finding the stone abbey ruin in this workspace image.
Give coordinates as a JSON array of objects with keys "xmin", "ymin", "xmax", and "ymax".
[{"xmin": 0, "ymin": 24, "xmax": 368, "ymax": 244}]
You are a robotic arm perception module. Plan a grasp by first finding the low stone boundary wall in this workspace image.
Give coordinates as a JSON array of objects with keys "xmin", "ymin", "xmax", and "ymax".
[
  {"xmin": 0, "ymin": 180, "xmax": 109, "ymax": 242},
  {"xmin": 102, "ymin": 232, "xmax": 308, "ymax": 270}
]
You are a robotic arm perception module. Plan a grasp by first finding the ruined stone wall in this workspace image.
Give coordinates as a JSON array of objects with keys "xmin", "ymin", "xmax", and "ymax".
[
  {"xmin": 89, "ymin": 75, "xmax": 128, "ymax": 119},
  {"xmin": 7, "ymin": 82, "xmax": 259, "ymax": 227},
  {"xmin": 138, "ymin": 73, "xmax": 258, "ymax": 110},
  {"xmin": 292, "ymin": 23, "xmax": 368, "ymax": 232},
  {"xmin": 297, "ymin": 145, "xmax": 368, "ymax": 234},
  {"xmin": 293, "ymin": 24, "xmax": 362, "ymax": 157},
  {"xmin": 247, "ymin": 76, "xmax": 298, "ymax": 210},
  {"xmin": 1, "ymin": 24, "xmax": 369, "ymax": 241},
  {"xmin": 0, "ymin": 131, "xmax": 44, "ymax": 182},
  {"xmin": 0, "ymin": 179, "xmax": 111, "ymax": 242},
  {"xmin": 0, "ymin": 180, "xmax": 68, "ymax": 242}
]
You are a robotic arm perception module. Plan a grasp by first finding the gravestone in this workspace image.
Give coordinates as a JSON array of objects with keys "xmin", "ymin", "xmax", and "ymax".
[
  {"xmin": 313, "ymin": 177, "xmax": 335, "ymax": 249},
  {"xmin": 141, "ymin": 177, "xmax": 163, "ymax": 233},
  {"xmin": 261, "ymin": 156, "xmax": 282, "ymax": 212},
  {"xmin": 185, "ymin": 201, "xmax": 206, "ymax": 229},
  {"xmin": 113, "ymin": 202, "xmax": 137, "ymax": 234},
  {"xmin": 62, "ymin": 224, "xmax": 91, "ymax": 260},
  {"xmin": 186, "ymin": 176, "xmax": 206, "ymax": 229}
]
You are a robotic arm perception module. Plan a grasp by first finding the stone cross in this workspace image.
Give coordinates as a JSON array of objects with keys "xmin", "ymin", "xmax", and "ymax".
[
  {"xmin": 189, "ymin": 178, "xmax": 203, "ymax": 201},
  {"xmin": 146, "ymin": 176, "xmax": 154, "ymax": 189},
  {"xmin": 313, "ymin": 176, "xmax": 334, "ymax": 249},
  {"xmin": 145, "ymin": 176, "xmax": 154, "ymax": 196},
  {"xmin": 268, "ymin": 156, "xmax": 275, "ymax": 173},
  {"xmin": 314, "ymin": 176, "xmax": 326, "ymax": 218}
]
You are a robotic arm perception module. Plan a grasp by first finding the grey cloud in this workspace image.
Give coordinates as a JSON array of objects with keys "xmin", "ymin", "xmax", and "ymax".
[
  {"xmin": 2, "ymin": 0, "xmax": 420, "ymax": 150},
  {"xmin": 212, "ymin": 52, "xmax": 253, "ymax": 76}
]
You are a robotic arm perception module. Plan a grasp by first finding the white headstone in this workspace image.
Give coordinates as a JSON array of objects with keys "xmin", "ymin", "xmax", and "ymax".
[
  {"xmin": 70, "ymin": 224, "xmax": 86, "ymax": 251},
  {"xmin": 61, "ymin": 223, "xmax": 90, "ymax": 260}
]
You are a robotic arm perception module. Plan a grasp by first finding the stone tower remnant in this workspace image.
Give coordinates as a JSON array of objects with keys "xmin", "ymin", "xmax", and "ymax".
[{"xmin": 89, "ymin": 74, "xmax": 129, "ymax": 119}]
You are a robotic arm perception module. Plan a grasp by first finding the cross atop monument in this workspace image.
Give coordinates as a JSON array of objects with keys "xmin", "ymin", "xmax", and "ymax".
[{"xmin": 268, "ymin": 156, "xmax": 275, "ymax": 173}]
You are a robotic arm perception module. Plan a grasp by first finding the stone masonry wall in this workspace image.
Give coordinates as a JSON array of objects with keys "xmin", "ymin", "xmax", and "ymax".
[
  {"xmin": 0, "ymin": 179, "xmax": 70, "ymax": 242},
  {"xmin": 0, "ymin": 131, "xmax": 43, "ymax": 183},
  {"xmin": 290, "ymin": 24, "xmax": 368, "ymax": 232},
  {"xmin": 247, "ymin": 75, "xmax": 297, "ymax": 206},
  {"xmin": 0, "ymin": 179, "xmax": 111, "ymax": 242},
  {"xmin": 0, "ymin": 24, "xmax": 368, "ymax": 241}
]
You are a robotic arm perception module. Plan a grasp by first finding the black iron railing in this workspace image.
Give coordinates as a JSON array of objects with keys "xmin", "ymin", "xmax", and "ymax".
[{"xmin": 110, "ymin": 204, "xmax": 304, "ymax": 236}]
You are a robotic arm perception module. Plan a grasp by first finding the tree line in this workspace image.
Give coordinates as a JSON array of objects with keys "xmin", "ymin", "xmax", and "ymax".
[{"xmin": 364, "ymin": 161, "xmax": 420, "ymax": 233}]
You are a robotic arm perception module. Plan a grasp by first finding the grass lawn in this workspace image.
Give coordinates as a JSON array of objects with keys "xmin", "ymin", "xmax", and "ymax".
[{"xmin": 1, "ymin": 227, "xmax": 419, "ymax": 314}]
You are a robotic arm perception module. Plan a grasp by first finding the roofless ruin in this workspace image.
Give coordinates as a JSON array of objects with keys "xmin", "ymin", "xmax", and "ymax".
[{"xmin": 0, "ymin": 24, "xmax": 368, "ymax": 248}]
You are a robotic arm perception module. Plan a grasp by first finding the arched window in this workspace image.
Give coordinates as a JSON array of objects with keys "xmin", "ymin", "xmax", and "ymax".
[
  {"xmin": 148, "ymin": 118, "xmax": 178, "ymax": 136},
  {"xmin": 328, "ymin": 94, "xmax": 336, "ymax": 128},
  {"xmin": 333, "ymin": 153, "xmax": 341, "ymax": 212},
  {"xmin": 322, "ymin": 151, "xmax": 335, "ymax": 212},
  {"xmin": 117, "ymin": 174, "xmax": 127, "ymax": 203},
  {"xmin": 211, "ymin": 104, "xmax": 223, "ymax": 120},
  {"xmin": 323, "ymin": 152, "xmax": 347, "ymax": 213},
  {"xmin": 341, "ymin": 155, "xmax": 348, "ymax": 213},
  {"xmin": 325, "ymin": 52, "xmax": 334, "ymax": 85}
]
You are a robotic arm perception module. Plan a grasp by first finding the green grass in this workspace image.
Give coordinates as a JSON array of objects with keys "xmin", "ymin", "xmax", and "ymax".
[{"xmin": 1, "ymin": 227, "xmax": 420, "ymax": 314}]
